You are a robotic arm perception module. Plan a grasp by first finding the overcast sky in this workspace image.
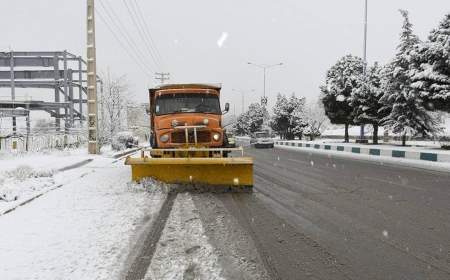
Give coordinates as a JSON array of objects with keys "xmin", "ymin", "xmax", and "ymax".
[{"xmin": 2, "ymin": 0, "xmax": 449, "ymax": 113}]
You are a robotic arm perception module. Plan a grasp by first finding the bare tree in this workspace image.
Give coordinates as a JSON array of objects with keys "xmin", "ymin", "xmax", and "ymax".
[
  {"xmin": 98, "ymin": 69, "xmax": 131, "ymax": 145},
  {"xmin": 33, "ymin": 118, "xmax": 54, "ymax": 134},
  {"xmin": 304, "ymin": 101, "xmax": 329, "ymax": 141}
]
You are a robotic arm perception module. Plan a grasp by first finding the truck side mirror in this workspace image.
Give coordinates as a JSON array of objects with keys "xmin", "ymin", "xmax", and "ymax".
[{"xmin": 223, "ymin": 102, "xmax": 230, "ymax": 114}]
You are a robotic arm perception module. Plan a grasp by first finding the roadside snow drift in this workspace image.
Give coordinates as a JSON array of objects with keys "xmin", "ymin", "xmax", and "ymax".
[{"xmin": 0, "ymin": 158, "xmax": 165, "ymax": 280}]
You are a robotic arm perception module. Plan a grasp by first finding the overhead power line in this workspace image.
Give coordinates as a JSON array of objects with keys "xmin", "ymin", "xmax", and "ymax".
[
  {"xmin": 95, "ymin": 8, "xmax": 153, "ymax": 78},
  {"xmin": 130, "ymin": 0, "xmax": 166, "ymax": 69},
  {"xmin": 97, "ymin": 0, "xmax": 156, "ymax": 75},
  {"xmin": 122, "ymin": 0, "xmax": 161, "ymax": 70}
]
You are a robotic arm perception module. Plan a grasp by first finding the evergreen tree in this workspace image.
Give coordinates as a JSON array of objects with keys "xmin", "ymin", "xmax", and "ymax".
[
  {"xmin": 271, "ymin": 94, "xmax": 289, "ymax": 139},
  {"xmin": 380, "ymin": 10, "xmax": 440, "ymax": 146},
  {"xmin": 234, "ymin": 103, "xmax": 267, "ymax": 135},
  {"xmin": 320, "ymin": 54, "xmax": 364, "ymax": 142},
  {"xmin": 270, "ymin": 93, "xmax": 307, "ymax": 139},
  {"xmin": 288, "ymin": 94, "xmax": 308, "ymax": 139},
  {"xmin": 410, "ymin": 13, "xmax": 450, "ymax": 112},
  {"xmin": 352, "ymin": 62, "xmax": 387, "ymax": 144}
]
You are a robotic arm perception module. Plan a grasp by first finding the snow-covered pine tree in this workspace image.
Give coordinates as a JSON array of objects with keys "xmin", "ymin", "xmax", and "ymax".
[
  {"xmin": 352, "ymin": 62, "xmax": 387, "ymax": 144},
  {"xmin": 270, "ymin": 93, "xmax": 307, "ymax": 139},
  {"xmin": 270, "ymin": 94, "xmax": 289, "ymax": 139},
  {"xmin": 234, "ymin": 103, "xmax": 267, "ymax": 136},
  {"xmin": 320, "ymin": 54, "xmax": 364, "ymax": 142},
  {"xmin": 246, "ymin": 103, "xmax": 267, "ymax": 134},
  {"xmin": 288, "ymin": 94, "xmax": 307, "ymax": 140},
  {"xmin": 410, "ymin": 13, "xmax": 450, "ymax": 112},
  {"xmin": 233, "ymin": 113, "xmax": 250, "ymax": 136},
  {"xmin": 380, "ymin": 10, "xmax": 440, "ymax": 146}
]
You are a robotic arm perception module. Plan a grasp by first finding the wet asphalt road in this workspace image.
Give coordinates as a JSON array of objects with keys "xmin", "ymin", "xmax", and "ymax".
[{"xmin": 230, "ymin": 146, "xmax": 450, "ymax": 280}]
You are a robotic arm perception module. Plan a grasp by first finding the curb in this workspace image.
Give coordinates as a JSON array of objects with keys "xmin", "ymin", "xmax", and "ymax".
[
  {"xmin": 0, "ymin": 184, "xmax": 63, "ymax": 216},
  {"xmin": 58, "ymin": 158, "xmax": 93, "ymax": 172},
  {"xmin": 275, "ymin": 141, "xmax": 450, "ymax": 163},
  {"xmin": 113, "ymin": 147, "xmax": 142, "ymax": 159}
]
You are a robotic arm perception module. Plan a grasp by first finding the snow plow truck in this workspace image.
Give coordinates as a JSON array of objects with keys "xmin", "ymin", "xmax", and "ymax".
[{"xmin": 125, "ymin": 83, "xmax": 253, "ymax": 191}]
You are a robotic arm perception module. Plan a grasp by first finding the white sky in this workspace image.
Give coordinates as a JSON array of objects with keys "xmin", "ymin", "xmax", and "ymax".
[{"xmin": 1, "ymin": 0, "xmax": 450, "ymax": 114}]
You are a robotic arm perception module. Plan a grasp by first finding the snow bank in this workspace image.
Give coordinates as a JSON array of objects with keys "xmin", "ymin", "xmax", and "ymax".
[
  {"xmin": 0, "ymin": 148, "xmax": 90, "ymax": 211},
  {"xmin": 323, "ymin": 117, "xmax": 450, "ymax": 137},
  {"xmin": 0, "ymin": 158, "xmax": 166, "ymax": 280},
  {"xmin": 0, "ymin": 165, "xmax": 56, "ymax": 203},
  {"xmin": 0, "ymin": 148, "xmax": 88, "ymax": 173}
]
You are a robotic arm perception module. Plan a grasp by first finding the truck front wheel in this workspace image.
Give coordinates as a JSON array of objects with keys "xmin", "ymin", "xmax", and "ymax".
[{"xmin": 150, "ymin": 133, "xmax": 157, "ymax": 148}]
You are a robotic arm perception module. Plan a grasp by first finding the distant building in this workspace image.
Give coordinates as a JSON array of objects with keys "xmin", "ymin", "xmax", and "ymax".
[{"xmin": 126, "ymin": 103, "xmax": 150, "ymax": 141}]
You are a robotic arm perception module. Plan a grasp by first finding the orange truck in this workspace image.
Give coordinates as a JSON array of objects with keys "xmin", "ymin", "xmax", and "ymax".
[
  {"xmin": 125, "ymin": 83, "xmax": 253, "ymax": 190},
  {"xmin": 149, "ymin": 83, "xmax": 229, "ymax": 149}
]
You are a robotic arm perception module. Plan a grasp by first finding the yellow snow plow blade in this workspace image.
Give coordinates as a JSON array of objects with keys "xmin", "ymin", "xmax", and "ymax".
[{"xmin": 124, "ymin": 148, "xmax": 253, "ymax": 190}]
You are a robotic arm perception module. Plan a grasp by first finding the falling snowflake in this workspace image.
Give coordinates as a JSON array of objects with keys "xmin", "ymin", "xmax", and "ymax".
[
  {"xmin": 382, "ymin": 230, "xmax": 388, "ymax": 238},
  {"xmin": 217, "ymin": 32, "xmax": 228, "ymax": 48},
  {"xmin": 310, "ymin": 161, "xmax": 314, "ymax": 167}
]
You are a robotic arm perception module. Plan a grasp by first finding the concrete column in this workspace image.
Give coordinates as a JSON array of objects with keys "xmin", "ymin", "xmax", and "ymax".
[{"xmin": 10, "ymin": 52, "xmax": 16, "ymax": 134}]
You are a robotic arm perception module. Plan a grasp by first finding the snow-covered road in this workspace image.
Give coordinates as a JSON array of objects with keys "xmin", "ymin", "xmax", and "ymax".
[{"xmin": 0, "ymin": 157, "xmax": 165, "ymax": 280}]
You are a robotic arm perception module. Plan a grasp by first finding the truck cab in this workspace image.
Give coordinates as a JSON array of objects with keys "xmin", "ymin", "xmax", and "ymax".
[{"xmin": 149, "ymin": 84, "xmax": 229, "ymax": 149}]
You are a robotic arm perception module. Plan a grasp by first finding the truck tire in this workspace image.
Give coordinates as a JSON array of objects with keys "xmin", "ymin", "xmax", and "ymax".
[
  {"xmin": 223, "ymin": 132, "xmax": 229, "ymax": 148},
  {"xmin": 150, "ymin": 133, "xmax": 157, "ymax": 148}
]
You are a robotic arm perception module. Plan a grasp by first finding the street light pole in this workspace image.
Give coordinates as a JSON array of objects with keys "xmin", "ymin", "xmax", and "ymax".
[
  {"xmin": 363, "ymin": 0, "xmax": 368, "ymax": 74},
  {"xmin": 263, "ymin": 68, "xmax": 266, "ymax": 98},
  {"xmin": 247, "ymin": 62, "xmax": 283, "ymax": 104},
  {"xmin": 232, "ymin": 89, "xmax": 255, "ymax": 115},
  {"xmin": 359, "ymin": 0, "xmax": 368, "ymax": 143}
]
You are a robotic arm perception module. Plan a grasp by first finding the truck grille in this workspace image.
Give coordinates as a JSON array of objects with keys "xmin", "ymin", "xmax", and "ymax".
[{"xmin": 171, "ymin": 130, "xmax": 211, "ymax": 144}]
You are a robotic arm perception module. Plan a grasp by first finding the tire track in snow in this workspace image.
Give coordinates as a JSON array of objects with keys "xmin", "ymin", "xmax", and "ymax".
[{"xmin": 124, "ymin": 192, "xmax": 177, "ymax": 280}]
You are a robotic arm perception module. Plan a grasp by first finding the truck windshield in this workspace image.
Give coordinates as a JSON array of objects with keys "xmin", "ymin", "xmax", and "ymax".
[{"xmin": 155, "ymin": 93, "xmax": 221, "ymax": 115}]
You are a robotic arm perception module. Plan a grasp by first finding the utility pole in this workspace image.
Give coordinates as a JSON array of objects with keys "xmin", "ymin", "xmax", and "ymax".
[
  {"xmin": 155, "ymin": 72, "xmax": 170, "ymax": 84},
  {"xmin": 87, "ymin": 0, "xmax": 99, "ymax": 154},
  {"xmin": 358, "ymin": 0, "xmax": 369, "ymax": 143}
]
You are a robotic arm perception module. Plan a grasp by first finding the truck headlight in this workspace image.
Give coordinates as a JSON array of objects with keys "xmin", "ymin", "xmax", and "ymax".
[
  {"xmin": 213, "ymin": 133, "xmax": 220, "ymax": 141},
  {"xmin": 160, "ymin": 134, "xmax": 169, "ymax": 142}
]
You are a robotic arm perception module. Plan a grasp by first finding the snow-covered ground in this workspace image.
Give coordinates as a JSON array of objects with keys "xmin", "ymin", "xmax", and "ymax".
[
  {"xmin": 146, "ymin": 193, "xmax": 224, "ymax": 280},
  {"xmin": 0, "ymin": 148, "xmax": 89, "ymax": 172},
  {"xmin": 322, "ymin": 116, "xmax": 450, "ymax": 137},
  {"xmin": 0, "ymin": 156, "xmax": 166, "ymax": 280},
  {"xmin": 0, "ymin": 148, "xmax": 92, "ymax": 211}
]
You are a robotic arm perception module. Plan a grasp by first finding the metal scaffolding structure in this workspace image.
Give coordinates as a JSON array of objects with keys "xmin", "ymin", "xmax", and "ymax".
[{"xmin": 0, "ymin": 50, "xmax": 102, "ymax": 135}]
